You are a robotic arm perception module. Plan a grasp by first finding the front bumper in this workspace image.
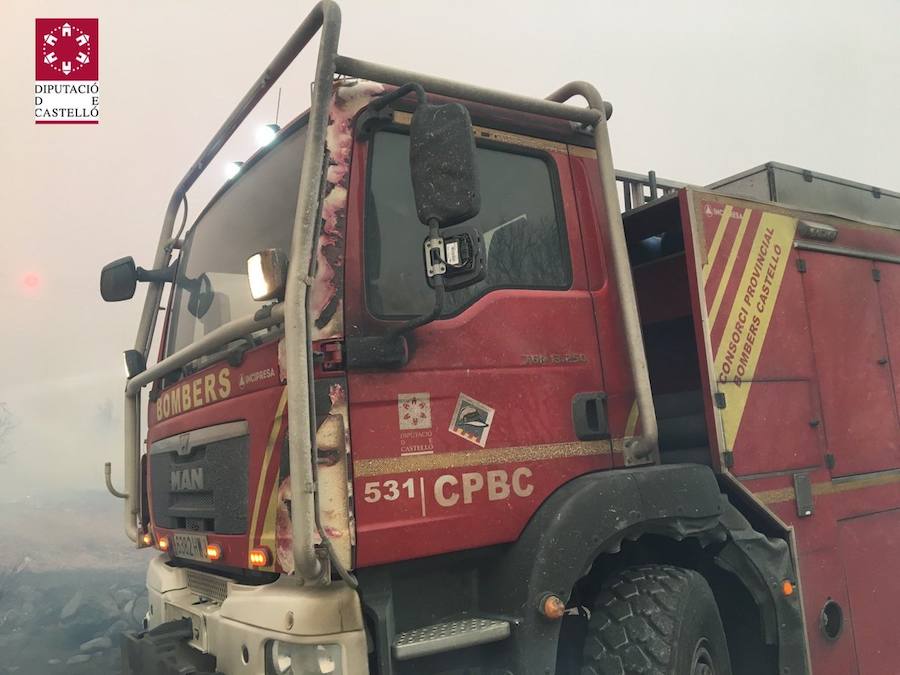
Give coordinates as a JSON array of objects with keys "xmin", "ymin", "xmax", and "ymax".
[{"xmin": 126, "ymin": 555, "xmax": 368, "ymax": 675}]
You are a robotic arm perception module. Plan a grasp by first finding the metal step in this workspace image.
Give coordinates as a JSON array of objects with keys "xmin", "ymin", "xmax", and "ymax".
[{"xmin": 393, "ymin": 617, "xmax": 511, "ymax": 661}]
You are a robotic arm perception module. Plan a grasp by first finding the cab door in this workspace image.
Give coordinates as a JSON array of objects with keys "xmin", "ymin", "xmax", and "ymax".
[{"xmin": 344, "ymin": 119, "xmax": 611, "ymax": 568}]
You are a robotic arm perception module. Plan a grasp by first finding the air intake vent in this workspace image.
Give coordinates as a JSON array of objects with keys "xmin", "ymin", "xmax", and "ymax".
[{"xmin": 186, "ymin": 569, "xmax": 228, "ymax": 603}]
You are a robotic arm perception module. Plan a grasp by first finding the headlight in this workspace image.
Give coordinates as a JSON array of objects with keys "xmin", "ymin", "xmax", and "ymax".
[
  {"xmin": 267, "ymin": 641, "xmax": 342, "ymax": 675},
  {"xmin": 247, "ymin": 248, "xmax": 289, "ymax": 301}
]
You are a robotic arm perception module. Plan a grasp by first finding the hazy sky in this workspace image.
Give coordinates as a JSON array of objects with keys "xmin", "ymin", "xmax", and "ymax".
[{"xmin": 1, "ymin": 0, "xmax": 898, "ymax": 499}]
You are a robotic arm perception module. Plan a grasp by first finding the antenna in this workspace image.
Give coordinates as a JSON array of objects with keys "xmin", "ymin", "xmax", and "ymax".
[{"xmin": 274, "ymin": 87, "xmax": 282, "ymax": 127}]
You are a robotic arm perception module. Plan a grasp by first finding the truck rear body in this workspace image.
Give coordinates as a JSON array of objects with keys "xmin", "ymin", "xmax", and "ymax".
[{"xmin": 629, "ymin": 184, "xmax": 900, "ymax": 675}]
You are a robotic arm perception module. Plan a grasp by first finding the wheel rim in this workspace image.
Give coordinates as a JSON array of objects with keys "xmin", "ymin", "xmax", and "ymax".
[{"xmin": 690, "ymin": 638, "xmax": 716, "ymax": 675}]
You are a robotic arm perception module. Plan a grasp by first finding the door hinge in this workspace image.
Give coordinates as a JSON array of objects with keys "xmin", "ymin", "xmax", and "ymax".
[
  {"xmin": 318, "ymin": 340, "xmax": 345, "ymax": 372},
  {"xmin": 825, "ymin": 453, "xmax": 835, "ymax": 470},
  {"xmin": 714, "ymin": 392, "xmax": 727, "ymax": 409},
  {"xmin": 872, "ymin": 268, "xmax": 881, "ymax": 282},
  {"xmin": 796, "ymin": 258, "xmax": 807, "ymax": 273},
  {"xmin": 722, "ymin": 451, "xmax": 734, "ymax": 468}
]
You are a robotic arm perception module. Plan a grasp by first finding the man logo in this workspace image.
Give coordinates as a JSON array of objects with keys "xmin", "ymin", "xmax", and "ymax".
[{"xmin": 171, "ymin": 468, "xmax": 204, "ymax": 492}]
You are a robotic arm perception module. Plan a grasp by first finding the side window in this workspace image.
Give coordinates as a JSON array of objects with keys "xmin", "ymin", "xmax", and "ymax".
[{"xmin": 364, "ymin": 130, "xmax": 571, "ymax": 318}]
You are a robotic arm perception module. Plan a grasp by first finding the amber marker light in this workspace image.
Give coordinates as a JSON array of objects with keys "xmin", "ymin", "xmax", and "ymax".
[
  {"xmin": 540, "ymin": 593, "xmax": 566, "ymax": 620},
  {"xmin": 158, "ymin": 536, "xmax": 170, "ymax": 552},
  {"xmin": 782, "ymin": 579, "xmax": 795, "ymax": 597},
  {"xmin": 249, "ymin": 547, "xmax": 271, "ymax": 568},
  {"xmin": 206, "ymin": 544, "xmax": 223, "ymax": 561},
  {"xmin": 141, "ymin": 531, "xmax": 153, "ymax": 547}
]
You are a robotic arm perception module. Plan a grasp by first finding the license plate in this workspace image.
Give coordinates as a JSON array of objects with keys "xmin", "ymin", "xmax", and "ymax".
[{"xmin": 172, "ymin": 533, "xmax": 209, "ymax": 561}]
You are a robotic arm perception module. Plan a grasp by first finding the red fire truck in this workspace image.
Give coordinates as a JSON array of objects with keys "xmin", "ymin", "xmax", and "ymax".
[{"xmin": 101, "ymin": 3, "xmax": 900, "ymax": 673}]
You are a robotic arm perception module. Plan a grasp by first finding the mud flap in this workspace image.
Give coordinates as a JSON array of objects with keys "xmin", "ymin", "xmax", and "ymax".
[{"xmin": 715, "ymin": 500, "xmax": 810, "ymax": 675}]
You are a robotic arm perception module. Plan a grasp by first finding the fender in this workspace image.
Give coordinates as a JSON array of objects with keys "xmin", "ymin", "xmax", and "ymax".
[{"xmin": 479, "ymin": 464, "xmax": 809, "ymax": 674}]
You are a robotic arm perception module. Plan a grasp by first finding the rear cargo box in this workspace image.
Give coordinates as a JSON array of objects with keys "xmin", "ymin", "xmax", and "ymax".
[{"xmin": 710, "ymin": 161, "xmax": 900, "ymax": 227}]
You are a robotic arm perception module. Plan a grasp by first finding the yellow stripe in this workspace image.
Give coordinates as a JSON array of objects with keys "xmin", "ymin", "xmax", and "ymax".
[
  {"xmin": 354, "ymin": 440, "xmax": 610, "ymax": 478},
  {"xmin": 702, "ymin": 204, "xmax": 733, "ymax": 282},
  {"xmin": 568, "ymin": 145, "xmax": 598, "ymax": 159},
  {"xmin": 707, "ymin": 208, "xmax": 753, "ymax": 327},
  {"xmin": 624, "ymin": 401, "xmax": 639, "ymax": 437},
  {"xmin": 257, "ymin": 481, "xmax": 281, "ymax": 572},
  {"xmin": 755, "ymin": 470, "xmax": 900, "ymax": 505},
  {"xmin": 714, "ymin": 212, "xmax": 797, "ymax": 447},
  {"xmin": 249, "ymin": 389, "xmax": 288, "ymax": 545}
]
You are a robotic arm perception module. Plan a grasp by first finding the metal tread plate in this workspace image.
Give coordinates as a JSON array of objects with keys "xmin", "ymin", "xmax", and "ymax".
[{"xmin": 393, "ymin": 617, "xmax": 511, "ymax": 661}]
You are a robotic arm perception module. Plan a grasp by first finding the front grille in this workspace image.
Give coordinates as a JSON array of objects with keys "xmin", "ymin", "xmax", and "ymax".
[
  {"xmin": 171, "ymin": 493, "xmax": 215, "ymax": 510},
  {"xmin": 149, "ymin": 430, "xmax": 249, "ymax": 534},
  {"xmin": 186, "ymin": 569, "xmax": 228, "ymax": 603}
]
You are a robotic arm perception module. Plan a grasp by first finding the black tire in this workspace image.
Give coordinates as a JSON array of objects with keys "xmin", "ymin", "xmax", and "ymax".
[{"xmin": 581, "ymin": 565, "xmax": 732, "ymax": 675}]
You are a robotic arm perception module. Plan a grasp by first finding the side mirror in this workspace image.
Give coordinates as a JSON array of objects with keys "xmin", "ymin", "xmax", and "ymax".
[
  {"xmin": 100, "ymin": 257, "xmax": 138, "ymax": 302},
  {"xmin": 247, "ymin": 249, "xmax": 289, "ymax": 301},
  {"xmin": 409, "ymin": 103, "xmax": 481, "ymax": 228},
  {"xmin": 186, "ymin": 273, "xmax": 214, "ymax": 319},
  {"xmin": 100, "ymin": 257, "xmax": 176, "ymax": 302}
]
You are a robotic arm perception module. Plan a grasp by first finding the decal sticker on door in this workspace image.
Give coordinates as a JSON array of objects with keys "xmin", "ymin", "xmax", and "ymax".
[
  {"xmin": 398, "ymin": 393, "xmax": 432, "ymax": 430},
  {"xmin": 399, "ymin": 392, "xmax": 435, "ymax": 456},
  {"xmin": 449, "ymin": 393, "xmax": 495, "ymax": 447}
]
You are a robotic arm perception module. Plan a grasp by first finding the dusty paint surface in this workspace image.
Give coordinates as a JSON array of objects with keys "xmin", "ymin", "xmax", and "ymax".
[{"xmin": 311, "ymin": 80, "xmax": 385, "ymax": 339}]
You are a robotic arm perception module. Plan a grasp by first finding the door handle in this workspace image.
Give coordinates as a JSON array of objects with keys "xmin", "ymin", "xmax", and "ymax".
[{"xmin": 572, "ymin": 392, "xmax": 610, "ymax": 441}]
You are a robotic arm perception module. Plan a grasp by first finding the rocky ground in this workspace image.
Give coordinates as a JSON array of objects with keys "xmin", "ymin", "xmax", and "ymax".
[
  {"xmin": 0, "ymin": 492, "xmax": 154, "ymax": 674},
  {"xmin": 0, "ymin": 569, "xmax": 149, "ymax": 673}
]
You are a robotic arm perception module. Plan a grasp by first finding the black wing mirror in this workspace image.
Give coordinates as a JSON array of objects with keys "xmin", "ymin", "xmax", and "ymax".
[
  {"xmin": 100, "ymin": 256, "xmax": 176, "ymax": 302},
  {"xmin": 409, "ymin": 102, "xmax": 481, "ymax": 228},
  {"xmin": 409, "ymin": 101, "xmax": 486, "ymax": 291},
  {"xmin": 100, "ymin": 257, "xmax": 138, "ymax": 301},
  {"xmin": 186, "ymin": 273, "xmax": 214, "ymax": 319}
]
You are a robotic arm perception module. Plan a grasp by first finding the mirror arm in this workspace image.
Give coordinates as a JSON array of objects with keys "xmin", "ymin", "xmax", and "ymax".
[
  {"xmin": 392, "ymin": 219, "xmax": 445, "ymax": 337},
  {"xmin": 357, "ymin": 82, "xmax": 428, "ymax": 141},
  {"xmin": 135, "ymin": 262, "xmax": 176, "ymax": 284},
  {"xmin": 396, "ymin": 273, "xmax": 444, "ymax": 336},
  {"xmin": 370, "ymin": 82, "xmax": 426, "ymax": 112}
]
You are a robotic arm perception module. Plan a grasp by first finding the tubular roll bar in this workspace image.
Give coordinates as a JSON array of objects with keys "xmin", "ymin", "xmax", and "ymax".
[
  {"xmin": 112, "ymin": 0, "xmax": 659, "ymax": 584},
  {"xmin": 117, "ymin": 1, "xmax": 342, "ymax": 584},
  {"xmin": 544, "ymin": 83, "xmax": 658, "ymax": 464}
]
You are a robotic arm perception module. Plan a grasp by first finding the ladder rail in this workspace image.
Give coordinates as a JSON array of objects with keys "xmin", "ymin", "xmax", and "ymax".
[{"xmin": 617, "ymin": 169, "xmax": 685, "ymax": 211}]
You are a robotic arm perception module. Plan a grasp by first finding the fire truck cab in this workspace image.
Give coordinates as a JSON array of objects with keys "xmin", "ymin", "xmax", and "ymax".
[{"xmin": 101, "ymin": 3, "xmax": 900, "ymax": 674}]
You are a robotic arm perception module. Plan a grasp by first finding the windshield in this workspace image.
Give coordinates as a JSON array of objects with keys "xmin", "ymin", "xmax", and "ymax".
[{"xmin": 167, "ymin": 124, "xmax": 307, "ymax": 356}]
